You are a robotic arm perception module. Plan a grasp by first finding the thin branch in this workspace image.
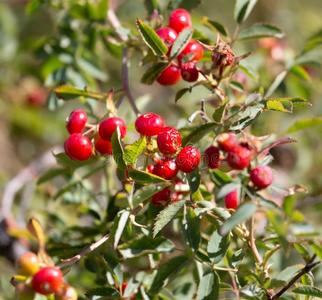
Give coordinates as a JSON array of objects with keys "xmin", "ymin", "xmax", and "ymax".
[
  {"xmin": 248, "ymin": 215, "xmax": 263, "ymax": 265},
  {"xmin": 188, "ymin": 99, "xmax": 212, "ymax": 123}
]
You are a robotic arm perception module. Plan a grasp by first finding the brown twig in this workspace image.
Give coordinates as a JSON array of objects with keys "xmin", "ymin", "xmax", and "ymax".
[{"xmin": 188, "ymin": 99, "xmax": 212, "ymax": 123}]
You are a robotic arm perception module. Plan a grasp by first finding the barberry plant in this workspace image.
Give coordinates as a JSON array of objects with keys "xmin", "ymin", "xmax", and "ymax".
[{"xmin": 6, "ymin": 0, "xmax": 322, "ymax": 300}]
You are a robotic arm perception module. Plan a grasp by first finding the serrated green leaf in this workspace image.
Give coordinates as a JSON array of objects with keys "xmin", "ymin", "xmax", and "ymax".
[
  {"xmin": 263, "ymin": 99, "xmax": 293, "ymax": 113},
  {"xmin": 264, "ymin": 70, "xmax": 287, "ymax": 98},
  {"xmin": 219, "ymin": 202, "xmax": 257, "ymax": 236},
  {"xmin": 133, "ymin": 183, "xmax": 170, "ymax": 207},
  {"xmin": 175, "ymin": 88, "xmax": 190, "ymax": 102},
  {"xmin": 123, "ymin": 137, "xmax": 146, "ymax": 166},
  {"xmin": 136, "ymin": 18, "xmax": 168, "ymax": 57},
  {"xmin": 141, "ymin": 62, "xmax": 169, "ymax": 85},
  {"xmin": 54, "ymin": 85, "xmax": 105, "ymax": 100},
  {"xmin": 170, "ymin": 27, "xmax": 194, "ymax": 59},
  {"xmin": 212, "ymin": 103, "xmax": 227, "ymax": 124},
  {"xmin": 201, "ymin": 17, "xmax": 229, "ymax": 37},
  {"xmin": 182, "ymin": 123, "xmax": 215, "ymax": 146},
  {"xmin": 153, "ymin": 200, "xmax": 187, "ymax": 237},
  {"xmin": 237, "ymin": 23, "xmax": 284, "ymax": 41},
  {"xmin": 207, "ymin": 231, "xmax": 230, "ymax": 264},
  {"xmin": 196, "ymin": 270, "xmax": 220, "ymax": 300},
  {"xmin": 37, "ymin": 168, "xmax": 71, "ymax": 185},
  {"xmin": 286, "ymin": 117, "xmax": 322, "ymax": 133},
  {"xmin": 128, "ymin": 169, "xmax": 167, "ymax": 184},
  {"xmin": 182, "ymin": 206, "xmax": 201, "ymax": 252},
  {"xmin": 111, "ymin": 128, "xmax": 127, "ymax": 171},
  {"xmin": 292, "ymin": 286, "xmax": 322, "ymax": 298}
]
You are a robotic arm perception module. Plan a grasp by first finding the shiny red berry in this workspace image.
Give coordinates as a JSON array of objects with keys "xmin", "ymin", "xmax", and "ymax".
[
  {"xmin": 156, "ymin": 27, "xmax": 178, "ymax": 54},
  {"xmin": 15, "ymin": 252, "xmax": 40, "ymax": 276},
  {"xmin": 153, "ymin": 158, "xmax": 178, "ymax": 180},
  {"xmin": 216, "ymin": 132, "xmax": 238, "ymax": 152},
  {"xmin": 156, "ymin": 65, "xmax": 181, "ymax": 86},
  {"xmin": 204, "ymin": 146, "xmax": 220, "ymax": 169},
  {"xmin": 135, "ymin": 113, "xmax": 165, "ymax": 136},
  {"xmin": 147, "ymin": 164, "xmax": 155, "ymax": 174},
  {"xmin": 99, "ymin": 117, "xmax": 127, "ymax": 141},
  {"xmin": 64, "ymin": 133, "xmax": 92, "ymax": 161},
  {"xmin": 169, "ymin": 9, "xmax": 192, "ymax": 33},
  {"xmin": 157, "ymin": 127, "xmax": 182, "ymax": 155},
  {"xmin": 177, "ymin": 42, "xmax": 204, "ymax": 65},
  {"xmin": 66, "ymin": 110, "xmax": 87, "ymax": 134},
  {"xmin": 95, "ymin": 137, "xmax": 112, "ymax": 155},
  {"xmin": 225, "ymin": 190, "xmax": 238, "ymax": 210},
  {"xmin": 176, "ymin": 146, "xmax": 201, "ymax": 173},
  {"xmin": 227, "ymin": 146, "xmax": 251, "ymax": 170},
  {"xmin": 250, "ymin": 165, "xmax": 274, "ymax": 189},
  {"xmin": 32, "ymin": 267, "xmax": 64, "ymax": 295},
  {"xmin": 181, "ymin": 63, "xmax": 199, "ymax": 82},
  {"xmin": 152, "ymin": 187, "xmax": 171, "ymax": 206}
]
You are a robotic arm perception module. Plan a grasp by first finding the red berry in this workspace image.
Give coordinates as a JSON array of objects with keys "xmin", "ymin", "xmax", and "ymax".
[
  {"xmin": 95, "ymin": 137, "xmax": 112, "ymax": 155},
  {"xmin": 225, "ymin": 190, "xmax": 238, "ymax": 210},
  {"xmin": 153, "ymin": 158, "xmax": 178, "ymax": 180},
  {"xmin": 156, "ymin": 27, "xmax": 178, "ymax": 54},
  {"xmin": 156, "ymin": 65, "xmax": 181, "ymax": 86},
  {"xmin": 55, "ymin": 285, "xmax": 78, "ymax": 300},
  {"xmin": 135, "ymin": 113, "xmax": 165, "ymax": 136},
  {"xmin": 99, "ymin": 117, "xmax": 127, "ymax": 141},
  {"xmin": 32, "ymin": 267, "xmax": 64, "ymax": 295},
  {"xmin": 157, "ymin": 127, "xmax": 182, "ymax": 155},
  {"xmin": 250, "ymin": 165, "xmax": 274, "ymax": 189},
  {"xmin": 147, "ymin": 164, "xmax": 155, "ymax": 174},
  {"xmin": 169, "ymin": 9, "xmax": 192, "ymax": 33},
  {"xmin": 15, "ymin": 252, "xmax": 39, "ymax": 277},
  {"xmin": 64, "ymin": 133, "xmax": 92, "ymax": 161},
  {"xmin": 27, "ymin": 88, "xmax": 47, "ymax": 107},
  {"xmin": 216, "ymin": 132, "xmax": 238, "ymax": 152},
  {"xmin": 66, "ymin": 110, "xmax": 87, "ymax": 134},
  {"xmin": 227, "ymin": 146, "xmax": 251, "ymax": 170},
  {"xmin": 152, "ymin": 187, "xmax": 171, "ymax": 206},
  {"xmin": 204, "ymin": 146, "xmax": 220, "ymax": 169},
  {"xmin": 226, "ymin": 54, "xmax": 234, "ymax": 66},
  {"xmin": 120, "ymin": 282, "xmax": 135, "ymax": 299},
  {"xmin": 181, "ymin": 63, "xmax": 199, "ymax": 82},
  {"xmin": 177, "ymin": 42, "xmax": 204, "ymax": 65},
  {"xmin": 175, "ymin": 146, "xmax": 201, "ymax": 173}
]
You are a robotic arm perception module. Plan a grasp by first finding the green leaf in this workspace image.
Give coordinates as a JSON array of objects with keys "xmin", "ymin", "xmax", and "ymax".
[
  {"xmin": 111, "ymin": 128, "xmax": 127, "ymax": 171},
  {"xmin": 263, "ymin": 99, "xmax": 293, "ymax": 113},
  {"xmin": 136, "ymin": 18, "xmax": 168, "ymax": 57},
  {"xmin": 53, "ymin": 152, "xmax": 97, "ymax": 169},
  {"xmin": 153, "ymin": 200, "xmax": 187, "ymax": 237},
  {"xmin": 207, "ymin": 231, "xmax": 230, "ymax": 264},
  {"xmin": 170, "ymin": 27, "xmax": 194, "ymax": 59},
  {"xmin": 26, "ymin": 0, "xmax": 42, "ymax": 14},
  {"xmin": 182, "ymin": 123, "xmax": 215, "ymax": 146},
  {"xmin": 219, "ymin": 202, "xmax": 257, "ymax": 236},
  {"xmin": 123, "ymin": 137, "xmax": 146, "ymax": 166},
  {"xmin": 141, "ymin": 62, "xmax": 168, "ymax": 85},
  {"xmin": 182, "ymin": 206, "xmax": 201, "ymax": 252},
  {"xmin": 210, "ymin": 169, "xmax": 232, "ymax": 186},
  {"xmin": 196, "ymin": 270, "xmax": 220, "ymax": 300},
  {"xmin": 216, "ymin": 180, "xmax": 241, "ymax": 199},
  {"xmin": 201, "ymin": 17, "xmax": 229, "ymax": 37},
  {"xmin": 175, "ymin": 88, "xmax": 190, "ymax": 103},
  {"xmin": 283, "ymin": 195, "xmax": 295, "ymax": 217},
  {"xmin": 286, "ymin": 117, "xmax": 322, "ymax": 133},
  {"xmin": 292, "ymin": 286, "xmax": 322, "ymax": 298},
  {"xmin": 77, "ymin": 58, "xmax": 108, "ymax": 81},
  {"xmin": 96, "ymin": 0, "xmax": 108, "ymax": 20},
  {"xmin": 309, "ymin": 241, "xmax": 322, "ymax": 261},
  {"xmin": 103, "ymin": 251, "xmax": 123, "ymax": 285},
  {"xmin": 291, "ymin": 97, "xmax": 312, "ymax": 107},
  {"xmin": 54, "ymin": 85, "xmax": 105, "ymax": 100},
  {"xmin": 231, "ymin": 249, "xmax": 246, "ymax": 267},
  {"xmin": 144, "ymin": 0, "xmax": 159, "ymax": 15},
  {"xmin": 290, "ymin": 65, "xmax": 311, "ymax": 81},
  {"xmin": 113, "ymin": 209, "xmax": 130, "ymax": 249},
  {"xmin": 230, "ymin": 106, "xmax": 262, "ymax": 130},
  {"xmin": 133, "ymin": 183, "xmax": 170, "ymax": 207},
  {"xmin": 188, "ymin": 168, "xmax": 200, "ymax": 194},
  {"xmin": 212, "ymin": 103, "xmax": 227, "ymax": 124},
  {"xmin": 37, "ymin": 168, "xmax": 71, "ymax": 185},
  {"xmin": 85, "ymin": 287, "xmax": 120, "ymax": 297},
  {"xmin": 100, "ymin": 32, "xmax": 122, "ymax": 58},
  {"xmin": 234, "ymin": 0, "xmax": 258, "ymax": 24},
  {"xmin": 149, "ymin": 255, "xmax": 191, "ymax": 295},
  {"xmin": 128, "ymin": 169, "xmax": 167, "ymax": 184},
  {"xmin": 237, "ymin": 23, "xmax": 284, "ymax": 41},
  {"xmin": 229, "ymin": 80, "xmax": 244, "ymax": 92},
  {"xmin": 167, "ymin": 0, "xmax": 202, "ymax": 13},
  {"xmin": 264, "ymin": 70, "xmax": 287, "ymax": 98}
]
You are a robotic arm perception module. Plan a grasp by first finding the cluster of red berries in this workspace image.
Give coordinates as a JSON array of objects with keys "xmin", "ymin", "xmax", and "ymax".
[
  {"xmin": 203, "ymin": 132, "xmax": 274, "ymax": 210},
  {"xmin": 155, "ymin": 9, "xmax": 204, "ymax": 85},
  {"xmin": 13, "ymin": 252, "xmax": 77, "ymax": 299}
]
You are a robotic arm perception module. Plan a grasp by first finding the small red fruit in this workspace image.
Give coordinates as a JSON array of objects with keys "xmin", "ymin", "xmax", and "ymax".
[
  {"xmin": 156, "ymin": 65, "xmax": 181, "ymax": 86},
  {"xmin": 204, "ymin": 146, "xmax": 220, "ymax": 169},
  {"xmin": 181, "ymin": 63, "xmax": 199, "ymax": 82},
  {"xmin": 169, "ymin": 8, "xmax": 192, "ymax": 33},
  {"xmin": 55, "ymin": 284, "xmax": 78, "ymax": 300},
  {"xmin": 15, "ymin": 252, "xmax": 40, "ymax": 277},
  {"xmin": 250, "ymin": 165, "xmax": 274, "ymax": 189},
  {"xmin": 95, "ymin": 137, "xmax": 112, "ymax": 155},
  {"xmin": 120, "ymin": 282, "xmax": 135, "ymax": 299},
  {"xmin": 227, "ymin": 146, "xmax": 251, "ymax": 170},
  {"xmin": 216, "ymin": 132, "xmax": 238, "ymax": 152},
  {"xmin": 225, "ymin": 190, "xmax": 238, "ymax": 210},
  {"xmin": 99, "ymin": 117, "xmax": 127, "ymax": 141},
  {"xmin": 147, "ymin": 164, "xmax": 155, "ymax": 174},
  {"xmin": 64, "ymin": 133, "xmax": 92, "ymax": 161},
  {"xmin": 157, "ymin": 127, "xmax": 182, "ymax": 155},
  {"xmin": 156, "ymin": 27, "xmax": 178, "ymax": 54},
  {"xmin": 153, "ymin": 158, "xmax": 178, "ymax": 180},
  {"xmin": 135, "ymin": 113, "xmax": 165, "ymax": 136},
  {"xmin": 176, "ymin": 146, "xmax": 201, "ymax": 173},
  {"xmin": 177, "ymin": 42, "xmax": 204, "ymax": 65},
  {"xmin": 32, "ymin": 266, "xmax": 64, "ymax": 295},
  {"xmin": 66, "ymin": 110, "xmax": 87, "ymax": 134},
  {"xmin": 152, "ymin": 187, "xmax": 171, "ymax": 207}
]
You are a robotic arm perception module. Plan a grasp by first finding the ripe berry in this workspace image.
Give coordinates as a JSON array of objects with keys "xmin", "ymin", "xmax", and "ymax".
[
  {"xmin": 32, "ymin": 266, "xmax": 64, "ymax": 295},
  {"xmin": 157, "ymin": 127, "xmax": 182, "ymax": 155},
  {"xmin": 66, "ymin": 110, "xmax": 87, "ymax": 134},
  {"xmin": 152, "ymin": 187, "xmax": 171, "ymax": 206},
  {"xmin": 169, "ymin": 9, "xmax": 192, "ymax": 33},
  {"xmin": 227, "ymin": 146, "xmax": 251, "ymax": 170},
  {"xmin": 177, "ymin": 42, "xmax": 204, "ymax": 65},
  {"xmin": 95, "ymin": 137, "xmax": 112, "ymax": 155},
  {"xmin": 216, "ymin": 132, "xmax": 238, "ymax": 152},
  {"xmin": 120, "ymin": 282, "xmax": 135, "ymax": 299},
  {"xmin": 176, "ymin": 146, "xmax": 201, "ymax": 173},
  {"xmin": 135, "ymin": 113, "xmax": 165, "ymax": 136},
  {"xmin": 15, "ymin": 252, "xmax": 40, "ymax": 277},
  {"xmin": 99, "ymin": 117, "xmax": 127, "ymax": 141},
  {"xmin": 181, "ymin": 63, "xmax": 199, "ymax": 82},
  {"xmin": 225, "ymin": 190, "xmax": 238, "ymax": 210},
  {"xmin": 147, "ymin": 164, "xmax": 155, "ymax": 174},
  {"xmin": 156, "ymin": 27, "xmax": 178, "ymax": 54},
  {"xmin": 64, "ymin": 133, "xmax": 92, "ymax": 161},
  {"xmin": 55, "ymin": 284, "xmax": 78, "ymax": 300},
  {"xmin": 153, "ymin": 158, "xmax": 178, "ymax": 180},
  {"xmin": 156, "ymin": 65, "xmax": 181, "ymax": 86},
  {"xmin": 250, "ymin": 165, "xmax": 274, "ymax": 189},
  {"xmin": 204, "ymin": 146, "xmax": 220, "ymax": 169}
]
